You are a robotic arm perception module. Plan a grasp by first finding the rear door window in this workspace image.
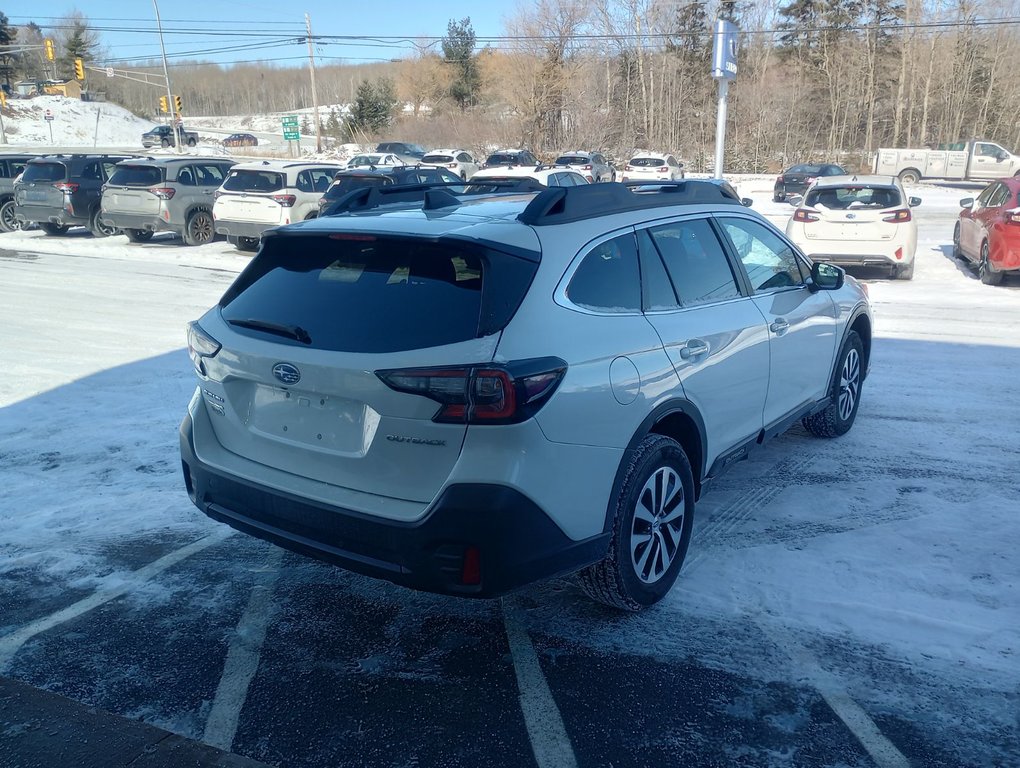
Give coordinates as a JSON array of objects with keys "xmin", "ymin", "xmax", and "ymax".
[
  {"xmin": 22, "ymin": 163, "xmax": 66, "ymax": 182},
  {"xmin": 647, "ymin": 219, "xmax": 741, "ymax": 306},
  {"xmin": 194, "ymin": 163, "xmax": 226, "ymax": 186},
  {"xmin": 718, "ymin": 217, "xmax": 806, "ymax": 293},
  {"xmin": 565, "ymin": 233, "xmax": 641, "ymax": 313},
  {"xmin": 109, "ymin": 165, "xmax": 164, "ymax": 186},
  {"xmin": 220, "ymin": 235, "xmax": 536, "ymax": 353},
  {"xmin": 223, "ymin": 169, "xmax": 284, "ymax": 193},
  {"xmin": 80, "ymin": 162, "xmax": 103, "ymax": 181}
]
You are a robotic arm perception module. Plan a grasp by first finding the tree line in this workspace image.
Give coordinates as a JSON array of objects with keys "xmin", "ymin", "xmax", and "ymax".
[{"xmin": 5, "ymin": 2, "xmax": 1020, "ymax": 171}]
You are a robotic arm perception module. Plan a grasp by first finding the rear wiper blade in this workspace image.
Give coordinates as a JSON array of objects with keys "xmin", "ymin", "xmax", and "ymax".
[{"xmin": 227, "ymin": 318, "xmax": 312, "ymax": 344}]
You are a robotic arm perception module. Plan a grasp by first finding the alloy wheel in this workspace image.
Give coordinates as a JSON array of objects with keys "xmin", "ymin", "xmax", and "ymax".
[
  {"xmin": 839, "ymin": 348, "xmax": 861, "ymax": 421},
  {"xmin": 630, "ymin": 467, "xmax": 685, "ymax": 584},
  {"xmin": 190, "ymin": 212, "xmax": 213, "ymax": 244},
  {"xmin": 0, "ymin": 201, "xmax": 20, "ymax": 232}
]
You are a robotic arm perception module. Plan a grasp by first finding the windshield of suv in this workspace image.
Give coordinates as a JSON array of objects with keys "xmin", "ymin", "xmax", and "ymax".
[
  {"xmin": 555, "ymin": 155, "xmax": 590, "ymax": 165},
  {"xmin": 805, "ymin": 185, "xmax": 902, "ymax": 209},
  {"xmin": 220, "ymin": 235, "xmax": 536, "ymax": 353},
  {"xmin": 22, "ymin": 162, "xmax": 66, "ymax": 183},
  {"xmin": 422, "ymin": 154, "xmax": 454, "ymax": 164},
  {"xmin": 108, "ymin": 165, "xmax": 164, "ymax": 187},
  {"xmin": 222, "ymin": 169, "xmax": 284, "ymax": 193},
  {"xmin": 630, "ymin": 157, "xmax": 664, "ymax": 167}
]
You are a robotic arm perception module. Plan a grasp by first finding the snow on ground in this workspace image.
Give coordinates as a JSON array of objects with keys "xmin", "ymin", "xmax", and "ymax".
[
  {"xmin": 0, "ymin": 178, "xmax": 1017, "ymax": 757},
  {"xmin": 2, "ymin": 95, "xmax": 152, "ymax": 146}
]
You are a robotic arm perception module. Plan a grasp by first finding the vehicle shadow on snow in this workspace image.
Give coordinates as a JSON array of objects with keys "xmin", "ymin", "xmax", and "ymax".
[{"xmin": 937, "ymin": 242, "xmax": 1020, "ymax": 287}]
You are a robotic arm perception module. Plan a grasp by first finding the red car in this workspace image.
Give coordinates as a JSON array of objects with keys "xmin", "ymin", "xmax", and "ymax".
[{"xmin": 954, "ymin": 177, "xmax": 1020, "ymax": 285}]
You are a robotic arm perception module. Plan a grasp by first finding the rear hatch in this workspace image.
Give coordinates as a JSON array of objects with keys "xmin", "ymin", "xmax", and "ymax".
[
  {"xmin": 15, "ymin": 161, "xmax": 67, "ymax": 209},
  {"xmin": 804, "ymin": 184, "xmax": 903, "ymax": 241},
  {"xmin": 200, "ymin": 230, "xmax": 539, "ymax": 506},
  {"xmin": 103, "ymin": 164, "xmax": 166, "ymax": 215},
  {"xmin": 214, "ymin": 168, "xmax": 289, "ymax": 224},
  {"xmin": 626, "ymin": 158, "xmax": 667, "ymax": 178}
]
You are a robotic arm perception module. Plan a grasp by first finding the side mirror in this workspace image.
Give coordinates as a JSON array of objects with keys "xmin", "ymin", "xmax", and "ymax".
[
  {"xmin": 741, "ymin": 197, "xmax": 753, "ymax": 207},
  {"xmin": 788, "ymin": 194, "xmax": 803, "ymax": 206},
  {"xmin": 810, "ymin": 261, "xmax": 844, "ymax": 291},
  {"xmin": 960, "ymin": 197, "xmax": 974, "ymax": 208},
  {"xmin": 908, "ymin": 197, "xmax": 922, "ymax": 207},
  {"xmin": 997, "ymin": 151, "xmax": 1009, "ymax": 162}
]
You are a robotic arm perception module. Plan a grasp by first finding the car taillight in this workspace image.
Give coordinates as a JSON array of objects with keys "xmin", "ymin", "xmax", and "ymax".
[
  {"xmin": 448, "ymin": 163, "xmax": 458, "ymax": 169},
  {"xmin": 271, "ymin": 194, "xmax": 296, "ymax": 207},
  {"xmin": 582, "ymin": 164, "xmax": 592, "ymax": 170},
  {"xmin": 657, "ymin": 166, "xmax": 669, "ymax": 173},
  {"xmin": 376, "ymin": 358, "xmax": 567, "ymax": 425},
  {"xmin": 776, "ymin": 175, "xmax": 785, "ymax": 183},
  {"xmin": 805, "ymin": 176, "xmax": 817, "ymax": 184},
  {"xmin": 187, "ymin": 321, "xmax": 220, "ymax": 376},
  {"xmin": 625, "ymin": 165, "xmax": 633, "ymax": 171},
  {"xmin": 54, "ymin": 182, "xmax": 78, "ymax": 193},
  {"xmin": 883, "ymin": 209, "xmax": 911, "ymax": 223},
  {"xmin": 793, "ymin": 209, "xmax": 820, "ymax": 223},
  {"xmin": 149, "ymin": 187, "xmax": 175, "ymax": 199}
]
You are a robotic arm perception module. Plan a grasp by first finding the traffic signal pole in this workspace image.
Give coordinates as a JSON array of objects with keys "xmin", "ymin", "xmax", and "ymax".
[{"xmin": 152, "ymin": 0, "xmax": 182, "ymax": 153}]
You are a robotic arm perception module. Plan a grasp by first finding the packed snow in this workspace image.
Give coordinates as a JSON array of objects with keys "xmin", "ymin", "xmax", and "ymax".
[{"xmin": 1, "ymin": 95, "xmax": 153, "ymax": 147}]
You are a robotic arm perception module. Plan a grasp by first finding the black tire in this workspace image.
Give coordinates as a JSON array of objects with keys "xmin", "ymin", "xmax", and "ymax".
[
  {"xmin": 88, "ymin": 209, "xmax": 118, "ymax": 238},
  {"xmin": 234, "ymin": 236, "xmax": 259, "ymax": 252},
  {"xmin": 0, "ymin": 199, "xmax": 21, "ymax": 232},
  {"xmin": 183, "ymin": 210, "xmax": 215, "ymax": 246},
  {"xmin": 39, "ymin": 222, "xmax": 70, "ymax": 236},
  {"xmin": 802, "ymin": 331, "xmax": 864, "ymax": 438},
  {"xmin": 773, "ymin": 194, "xmax": 785, "ymax": 203},
  {"xmin": 304, "ymin": 211, "xmax": 317, "ymax": 220},
  {"xmin": 578, "ymin": 435, "xmax": 695, "ymax": 611},
  {"xmin": 978, "ymin": 241, "xmax": 1003, "ymax": 286},
  {"xmin": 895, "ymin": 260, "xmax": 915, "ymax": 280},
  {"xmin": 187, "ymin": 138, "xmax": 197, "ymax": 147},
  {"xmin": 124, "ymin": 229, "xmax": 153, "ymax": 243},
  {"xmin": 898, "ymin": 169, "xmax": 920, "ymax": 185},
  {"xmin": 952, "ymin": 223, "xmax": 963, "ymax": 260},
  {"xmin": 161, "ymin": 138, "xmax": 170, "ymax": 148}
]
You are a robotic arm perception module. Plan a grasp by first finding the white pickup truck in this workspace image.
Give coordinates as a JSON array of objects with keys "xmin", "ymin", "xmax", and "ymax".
[{"xmin": 874, "ymin": 140, "xmax": 1020, "ymax": 184}]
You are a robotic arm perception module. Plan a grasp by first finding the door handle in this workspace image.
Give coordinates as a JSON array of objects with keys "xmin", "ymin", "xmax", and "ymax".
[
  {"xmin": 770, "ymin": 319, "xmax": 790, "ymax": 335},
  {"xmin": 678, "ymin": 339, "xmax": 710, "ymax": 360}
]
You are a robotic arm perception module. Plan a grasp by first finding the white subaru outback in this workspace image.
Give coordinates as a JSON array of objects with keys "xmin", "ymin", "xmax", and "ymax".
[{"xmin": 181, "ymin": 181, "xmax": 872, "ymax": 610}]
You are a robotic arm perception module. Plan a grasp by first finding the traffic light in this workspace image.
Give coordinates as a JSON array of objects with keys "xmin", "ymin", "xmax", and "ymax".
[
  {"xmin": 74, "ymin": 58, "xmax": 85, "ymax": 81},
  {"xmin": 159, "ymin": 95, "xmax": 168, "ymax": 113},
  {"xmin": 173, "ymin": 95, "xmax": 182, "ymax": 113},
  {"xmin": 44, "ymin": 39, "xmax": 55, "ymax": 61},
  {"xmin": 0, "ymin": 91, "xmax": 6, "ymax": 108}
]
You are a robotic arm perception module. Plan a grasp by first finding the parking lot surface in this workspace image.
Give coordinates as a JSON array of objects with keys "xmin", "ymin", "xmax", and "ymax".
[{"xmin": 1, "ymin": 178, "xmax": 1018, "ymax": 767}]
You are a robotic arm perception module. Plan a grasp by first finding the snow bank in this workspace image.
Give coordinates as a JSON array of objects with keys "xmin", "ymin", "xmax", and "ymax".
[{"xmin": 1, "ymin": 95, "xmax": 152, "ymax": 146}]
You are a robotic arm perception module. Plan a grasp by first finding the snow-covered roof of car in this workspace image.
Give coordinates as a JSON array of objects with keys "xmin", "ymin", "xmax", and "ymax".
[
  {"xmin": 629, "ymin": 151, "xmax": 672, "ymax": 160},
  {"xmin": 422, "ymin": 148, "xmax": 468, "ymax": 155},
  {"xmin": 812, "ymin": 174, "xmax": 899, "ymax": 188}
]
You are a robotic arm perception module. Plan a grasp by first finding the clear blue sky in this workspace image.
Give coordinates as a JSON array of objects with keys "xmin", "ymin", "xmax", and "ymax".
[{"xmin": 3, "ymin": 1, "xmax": 517, "ymax": 66}]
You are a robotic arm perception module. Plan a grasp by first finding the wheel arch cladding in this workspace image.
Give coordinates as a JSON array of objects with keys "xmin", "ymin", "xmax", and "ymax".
[{"xmin": 850, "ymin": 312, "xmax": 871, "ymax": 380}]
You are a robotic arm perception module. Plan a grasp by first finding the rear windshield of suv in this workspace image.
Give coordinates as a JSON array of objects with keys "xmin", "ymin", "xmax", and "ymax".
[
  {"xmin": 486, "ymin": 153, "xmax": 524, "ymax": 166},
  {"xmin": 788, "ymin": 164, "xmax": 824, "ymax": 175},
  {"xmin": 322, "ymin": 175, "xmax": 391, "ymax": 201},
  {"xmin": 805, "ymin": 185, "xmax": 901, "ymax": 209},
  {"xmin": 555, "ymin": 155, "xmax": 589, "ymax": 165},
  {"xmin": 22, "ymin": 163, "xmax": 66, "ymax": 183},
  {"xmin": 422, "ymin": 154, "xmax": 454, "ymax": 164},
  {"xmin": 219, "ymin": 234, "xmax": 538, "ymax": 353},
  {"xmin": 222, "ymin": 170, "xmax": 284, "ymax": 193},
  {"xmin": 630, "ymin": 157, "xmax": 664, "ymax": 167},
  {"xmin": 108, "ymin": 165, "xmax": 164, "ymax": 187}
]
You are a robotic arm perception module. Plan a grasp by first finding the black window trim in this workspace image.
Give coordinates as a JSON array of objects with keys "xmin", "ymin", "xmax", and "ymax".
[{"xmin": 711, "ymin": 212, "xmax": 812, "ymax": 296}]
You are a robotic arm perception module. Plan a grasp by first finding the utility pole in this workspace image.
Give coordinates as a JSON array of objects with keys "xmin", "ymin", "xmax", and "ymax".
[
  {"xmin": 153, "ymin": 0, "xmax": 182, "ymax": 153},
  {"xmin": 306, "ymin": 13, "xmax": 322, "ymax": 153}
]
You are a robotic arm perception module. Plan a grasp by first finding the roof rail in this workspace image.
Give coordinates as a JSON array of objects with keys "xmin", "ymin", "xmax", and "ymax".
[
  {"xmin": 517, "ymin": 180, "xmax": 743, "ymax": 226},
  {"xmin": 321, "ymin": 179, "xmax": 545, "ymax": 217}
]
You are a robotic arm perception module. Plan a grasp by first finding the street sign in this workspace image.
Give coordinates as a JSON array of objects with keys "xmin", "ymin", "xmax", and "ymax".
[
  {"xmin": 281, "ymin": 115, "xmax": 299, "ymax": 127},
  {"xmin": 711, "ymin": 19, "xmax": 739, "ymax": 80},
  {"xmin": 44, "ymin": 110, "xmax": 54, "ymax": 121},
  {"xmin": 283, "ymin": 129, "xmax": 301, "ymax": 141},
  {"xmin": 106, "ymin": 66, "xmax": 114, "ymax": 78}
]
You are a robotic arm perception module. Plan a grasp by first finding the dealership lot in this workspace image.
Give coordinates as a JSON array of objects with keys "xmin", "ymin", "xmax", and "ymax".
[{"xmin": 1, "ymin": 179, "xmax": 1018, "ymax": 767}]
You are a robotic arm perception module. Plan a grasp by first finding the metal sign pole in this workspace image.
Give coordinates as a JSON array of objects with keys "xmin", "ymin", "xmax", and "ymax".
[
  {"xmin": 714, "ymin": 80, "xmax": 729, "ymax": 180},
  {"xmin": 711, "ymin": 19, "xmax": 739, "ymax": 179}
]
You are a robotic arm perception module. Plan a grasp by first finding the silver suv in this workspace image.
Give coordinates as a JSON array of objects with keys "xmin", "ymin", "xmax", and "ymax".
[
  {"xmin": 102, "ymin": 157, "xmax": 236, "ymax": 246},
  {"xmin": 180, "ymin": 182, "xmax": 872, "ymax": 609}
]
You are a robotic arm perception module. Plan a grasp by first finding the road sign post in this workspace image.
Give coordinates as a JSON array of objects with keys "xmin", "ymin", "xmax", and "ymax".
[
  {"xmin": 282, "ymin": 115, "xmax": 300, "ymax": 157},
  {"xmin": 711, "ymin": 19, "xmax": 739, "ymax": 179},
  {"xmin": 44, "ymin": 109, "xmax": 55, "ymax": 144}
]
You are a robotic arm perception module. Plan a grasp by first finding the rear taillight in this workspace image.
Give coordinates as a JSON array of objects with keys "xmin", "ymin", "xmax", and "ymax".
[
  {"xmin": 187, "ymin": 321, "xmax": 220, "ymax": 376},
  {"xmin": 883, "ymin": 209, "xmax": 911, "ymax": 223},
  {"xmin": 149, "ymin": 187, "xmax": 175, "ymax": 199},
  {"xmin": 272, "ymin": 194, "xmax": 296, "ymax": 207},
  {"xmin": 624, "ymin": 165, "xmax": 633, "ymax": 171},
  {"xmin": 805, "ymin": 176, "xmax": 817, "ymax": 184},
  {"xmin": 377, "ymin": 358, "xmax": 567, "ymax": 425},
  {"xmin": 794, "ymin": 209, "xmax": 820, "ymax": 223},
  {"xmin": 582, "ymin": 164, "xmax": 592, "ymax": 170},
  {"xmin": 776, "ymin": 175, "xmax": 785, "ymax": 183},
  {"xmin": 657, "ymin": 166, "xmax": 669, "ymax": 173},
  {"xmin": 54, "ymin": 182, "xmax": 78, "ymax": 193},
  {"xmin": 448, "ymin": 162, "xmax": 458, "ymax": 169}
]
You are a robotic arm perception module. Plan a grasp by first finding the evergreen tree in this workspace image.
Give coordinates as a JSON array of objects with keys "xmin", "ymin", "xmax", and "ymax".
[
  {"xmin": 441, "ymin": 18, "xmax": 480, "ymax": 110},
  {"xmin": 58, "ymin": 14, "xmax": 98, "ymax": 81},
  {"xmin": 347, "ymin": 78, "xmax": 398, "ymax": 135},
  {"xmin": 0, "ymin": 13, "xmax": 17, "ymax": 88}
]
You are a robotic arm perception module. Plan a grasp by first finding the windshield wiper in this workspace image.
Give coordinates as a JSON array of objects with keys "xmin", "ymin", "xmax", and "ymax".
[{"xmin": 227, "ymin": 318, "xmax": 312, "ymax": 344}]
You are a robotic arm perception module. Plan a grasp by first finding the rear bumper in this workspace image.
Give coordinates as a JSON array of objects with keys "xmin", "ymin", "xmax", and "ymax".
[
  {"xmin": 774, "ymin": 182, "xmax": 807, "ymax": 199},
  {"xmin": 14, "ymin": 204, "xmax": 85, "ymax": 226},
  {"xmin": 214, "ymin": 219, "xmax": 274, "ymax": 239},
  {"xmin": 806, "ymin": 252, "xmax": 905, "ymax": 269},
  {"xmin": 179, "ymin": 409, "xmax": 610, "ymax": 598},
  {"xmin": 102, "ymin": 211, "xmax": 179, "ymax": 235}
]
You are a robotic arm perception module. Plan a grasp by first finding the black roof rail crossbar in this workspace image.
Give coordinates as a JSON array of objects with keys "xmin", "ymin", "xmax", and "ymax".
[
  {"xmin": 518, "ymin": 180, "xmax": 743, "ymax": 226},
  {"xmin": 322, "ymin": 179, "xmax": 545, "ymax": 217}
]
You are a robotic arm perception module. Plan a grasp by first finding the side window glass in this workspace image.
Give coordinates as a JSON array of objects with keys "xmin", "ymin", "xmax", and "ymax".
[
  {"xmin": 989, "ymin": 184, "xmax": 1008, "ymax": 208},
  {"xmin": 311, "ymin": 169, "xmax": 332, "ymax": 191},
  {"xmin": 176, "ymin": 166, "xmax": 196, "ymax": 186},
  {"xmin": 649, "ymin": 219, "xmax": 741, "ymax": 306},
  {"xmin": 81, "ymin": 163, "xmax": 101, "ymax": 181},
  {"xmin": 976, "ymin": 185, "xmax": 995, "ymax": 206},
  {"xmin": 12, "ymin": 162, "xmax": 26, "ymax": 177},
  {"xmin": 0, "ymin": 161, "xmax": 8, "ymax": 178},
  {"xmin": 566, "ymin": 233, "xmax": 641, "ymax": 313},
  {"xmin": 637, "ymin": 230, "xmax": 679, "ymax": 311},
  {"xmin": 719, "ymin": 218, "xmax": 806, "ymax": 292},
  {"xmin": 195, "ymin": 164, "xmax": 225, "ymax": 186},
  {"xmin": 976, "ymin": 143, "xmax": 998, "ymax": 158},
  {"xmin": 417, "ymin": 169, "xmax": 439, "ymax": 183},
  {"xmin": 295, "ymin": 171, "xmax": 313, "ymax": 193},
  {"xmin": 102, "ymin": 162, "xmax": 119, "ymax": 180}
]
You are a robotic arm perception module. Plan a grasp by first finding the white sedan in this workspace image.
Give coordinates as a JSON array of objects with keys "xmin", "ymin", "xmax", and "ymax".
[
  {"xmin": 785, "ymin": 175, "xmax": 920, "ymax": 280},
  {"xmin": 620, "ymin": 152, "xmax": 684, "ymax": 182},
  {"xmin": 420, "ymin": 149, "xmax": 479, "ymax": 180},
  {"xmin": 469, "ymin": 165, "xmax": 590, "ymax": 187},
  {"xmin": 344, "ymin": 153, "xmax": 405, "ymax": 170}
]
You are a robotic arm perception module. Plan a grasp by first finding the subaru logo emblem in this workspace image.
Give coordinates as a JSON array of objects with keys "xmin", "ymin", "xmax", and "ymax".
[
  {"xmin": 272, "ymin": 363, "xmax": 301, "ymax": 386},
  {"xmin": 846, "ymin": 213, "xmax": 856, "ymax": 220}
]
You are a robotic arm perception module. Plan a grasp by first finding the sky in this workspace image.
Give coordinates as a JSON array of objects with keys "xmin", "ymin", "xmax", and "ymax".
[{"xmin": 3, "ymin": 1, "xmax": 519, "ymax": 67}]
